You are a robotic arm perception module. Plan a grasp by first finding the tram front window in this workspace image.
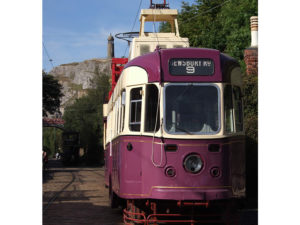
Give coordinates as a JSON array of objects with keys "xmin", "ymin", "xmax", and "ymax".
[{"xmin": 164, "ymin": 84, "xmax": 220, "ymax": 135}]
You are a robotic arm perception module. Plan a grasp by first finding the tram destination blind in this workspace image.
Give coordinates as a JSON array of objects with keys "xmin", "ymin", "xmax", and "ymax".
[{"xmin": 169, "ymin": 58, "xmax": 214, "ymax": 76}]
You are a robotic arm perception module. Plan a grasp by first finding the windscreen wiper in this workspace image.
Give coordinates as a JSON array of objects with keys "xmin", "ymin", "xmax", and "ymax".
[{"xmin": 175, "ymin": 126, "xmax": 192, "ymax": 135}]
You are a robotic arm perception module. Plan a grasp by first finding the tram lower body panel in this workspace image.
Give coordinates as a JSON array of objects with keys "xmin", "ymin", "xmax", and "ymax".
[{"xmin": 105, "ymin": 135, "xmax": 245, "ymax": 201}]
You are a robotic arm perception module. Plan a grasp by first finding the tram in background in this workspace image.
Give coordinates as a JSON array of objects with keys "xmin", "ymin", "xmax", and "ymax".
[
  {"xmin": 61, "ymin": 131, "xmax": 80, "ymax": 165},
  {"xmin": 103, "ymin": 1, "xmax": 245, "ymax": 224}
]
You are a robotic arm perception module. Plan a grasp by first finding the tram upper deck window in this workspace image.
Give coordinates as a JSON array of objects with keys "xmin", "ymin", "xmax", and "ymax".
[
  {"xmin": 129, "ymin": 87, "xmax": 142, "ymax": 131},
  {"xmin": 164, "ymin": 84, "xmax": 220, "ymax": 135},
  {"xmin": 144, "ymin": 84, "xmax": 160, "ymax": 132},
  {"xmin": 140, "ymin": 45, "xmax": 150, "ymax": 56},
  {"xmin": 158, "ymin": 45, "xmax": 166, "ymax": 49}
]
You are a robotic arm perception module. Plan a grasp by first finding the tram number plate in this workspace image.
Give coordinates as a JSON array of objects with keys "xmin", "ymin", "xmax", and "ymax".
[{"xmin": 169, "ymin": 58, "xmax": 214, "ymax": 76}]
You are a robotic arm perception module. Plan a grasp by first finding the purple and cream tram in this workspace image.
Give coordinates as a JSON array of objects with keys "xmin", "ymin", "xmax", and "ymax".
[{"xmin": 103, "ymin": 47, "xmax": 245, "ymax": 224}]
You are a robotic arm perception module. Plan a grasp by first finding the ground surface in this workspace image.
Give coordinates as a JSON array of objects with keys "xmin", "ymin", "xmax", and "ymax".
[
  {"xmin": 43, "ymin": 159, "xmax": 257, "ymax": 225},
  {"xmin": 43, "ymin": 159, "xmax": 123, "ymax": 225}
]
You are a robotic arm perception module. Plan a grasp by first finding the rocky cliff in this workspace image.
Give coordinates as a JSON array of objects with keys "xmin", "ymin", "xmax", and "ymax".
[{"xmin": 49, "ymin": 58, "xmax": 111, "ymax": 114}]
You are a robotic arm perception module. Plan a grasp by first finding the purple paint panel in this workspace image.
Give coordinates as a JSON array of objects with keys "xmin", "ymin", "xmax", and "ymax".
[
  {"xmin": 104, "ymin": 149, "xmax": 111, "ymax": 187},
  {"xmin": 106, "ymin": 135, "xmax": 245, "ymax": 201}
]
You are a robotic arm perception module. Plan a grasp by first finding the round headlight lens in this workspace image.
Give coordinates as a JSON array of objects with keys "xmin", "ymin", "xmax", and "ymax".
[{"xmin": 183, "ymin": 154, "xmax": 203, "ymax": 173}]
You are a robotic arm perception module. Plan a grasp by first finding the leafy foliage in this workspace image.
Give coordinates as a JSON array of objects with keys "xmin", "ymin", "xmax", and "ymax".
[
  {"xmin": 43, "ymin": 70, "xmax": 63, "ymax": 116},
  {"xmin": 243, "ymin": 74, "xmax": 258, "ymax": 142},
  {"xmin": 179, "ymin": 0, "xmax": 225, "ymax": 50},
  {"xmin": 217, "ymin": 0, "xmax": 258, "ymax": 62},
  {"xmin": 243, "ymin": 74, "xmax": 258, "ymax": 201},
  {"xmin": 63, "ymin": 70, "xmax": 110, "ymax": 165},
  {"xmin": 159, "ymin": 22, "xmax": 171, "ymax": 32},
  {"xmin": 43, "ymin": 127, "xmax": 63, "ymax": 157}
]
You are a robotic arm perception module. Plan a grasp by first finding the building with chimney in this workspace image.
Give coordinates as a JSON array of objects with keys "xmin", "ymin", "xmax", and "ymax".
[{"xmin": 244, "ymin": 16, "xmax": 258, "ymax": 75}]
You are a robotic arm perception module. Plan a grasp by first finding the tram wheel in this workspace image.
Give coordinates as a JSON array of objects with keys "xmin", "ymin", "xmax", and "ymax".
[{"xmin": 109, "ymin": 180, "xmax": 119, "ymax": 209}]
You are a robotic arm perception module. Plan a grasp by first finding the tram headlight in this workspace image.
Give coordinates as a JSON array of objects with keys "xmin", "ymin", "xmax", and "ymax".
[{"xmin": 183, "ymin": 154, "xmax": 203, "ymax": 174}]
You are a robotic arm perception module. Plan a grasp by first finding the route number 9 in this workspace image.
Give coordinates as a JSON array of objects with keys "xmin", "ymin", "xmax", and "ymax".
[{"xmin": 186, "ymin": 66, "xmax": 195, "ymax": 74}]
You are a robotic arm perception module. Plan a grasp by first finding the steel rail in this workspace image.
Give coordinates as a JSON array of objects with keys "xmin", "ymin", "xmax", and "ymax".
[{"xmin": 43, "ymin": 172, "xmax": 76, "ymax": 214}]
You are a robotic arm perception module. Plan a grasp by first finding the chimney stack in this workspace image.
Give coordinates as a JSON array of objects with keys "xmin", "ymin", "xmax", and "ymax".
[
  {"xmin": 244, "ymin": 16, "xmax": 258, "ymax": 75},
  {"xmin": 107, "ymin": 34, "xmax": 114, "ymax": 59},
  {"xmin": 250, "ymin": 16, "xmax": 258, "ymax": 47}
]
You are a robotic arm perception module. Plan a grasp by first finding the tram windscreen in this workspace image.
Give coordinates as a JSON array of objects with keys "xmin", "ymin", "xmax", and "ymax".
[{"xmin": 164, "ymin": 84, "xmax": 220, "ymax": 135}]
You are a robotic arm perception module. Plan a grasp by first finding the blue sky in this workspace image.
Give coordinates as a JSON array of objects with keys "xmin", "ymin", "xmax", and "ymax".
[{"xmin": 43, "ymin": 0, "xmax": 195, "ymax": 72}]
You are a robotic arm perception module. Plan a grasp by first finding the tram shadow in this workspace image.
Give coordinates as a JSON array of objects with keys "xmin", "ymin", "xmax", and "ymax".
[
  {"xmin": 46, "ymin": 158, "xmax": 104, "ymax": 170},
  {"xmin": 43, "ymin": 201, "xmax": 123, "ymax": 225},
  {"xmin": 42, "ymin": 159, "xmax": 104, "ymax": 184}
]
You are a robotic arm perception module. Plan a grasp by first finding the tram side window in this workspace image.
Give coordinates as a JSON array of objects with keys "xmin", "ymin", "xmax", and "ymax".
[
  {"xmin": 224, "ymin": 85, "xmax": 234, "ymax": 133},
  {"xmin": 115, "ymin": 97, "xmax": 120, "ymax": 135},
  {"xmin": 224, "ymin": 85, "xmax": 243, "ymax": 133},
  {"xmin": 129, "ymin": 88, "xmax": 142, "ymax": 131},
  {"xmin": 144, "ymin": 84, "xmax": 160, "ymax": 132},
  {"xmin": 106, "ymin": 114, "xmax": 111, "ymax": 142},
  {"xmin": 121, "ymin": 91, "xmax": 126, "ymax": 132},
  {"xmin": 233, "ymin": 86, "xmax": 243, "ymax": 132}
]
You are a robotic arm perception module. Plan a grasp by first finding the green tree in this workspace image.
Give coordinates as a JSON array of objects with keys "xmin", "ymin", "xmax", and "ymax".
[
  {"xmin": 179, "ymin": 0, "xmax": 225, "ymax": 49},
  {"xmin": 63, "ymin": 71, "xmax": 110, "ymax": 165},
  {"xmin": 168, "ymin": 0, "xmax": 258, "ymax": 67},
  {"xmin": 218, "ymin": 0, "xmax": 258, "ymax": 64},
  {"xmin": 43, "ymin": 70, "xmax": 63, "ymax": 116},
  {"xmin": 159, "ymin": 21, "xmax": 171, "ymax": 32},
  {"xmin": 43, "ymin": 127, "xmax": 63, "ymax": 157},
  {"xmin": 243, "ymin": 73, "xmax": 258, "ymax": 204},
  {"xmin": 243, "ymin": 74, "xmax": 258, "ymax": 142}
]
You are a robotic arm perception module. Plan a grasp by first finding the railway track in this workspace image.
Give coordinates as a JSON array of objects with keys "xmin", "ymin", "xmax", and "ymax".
[
  {"xmin": 43, "ymin": 171, "xmax": 76, "ymax": 214},
  {"xmin": 42, "ymin": 160, "xmax": 124, "ymax": 225}
]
